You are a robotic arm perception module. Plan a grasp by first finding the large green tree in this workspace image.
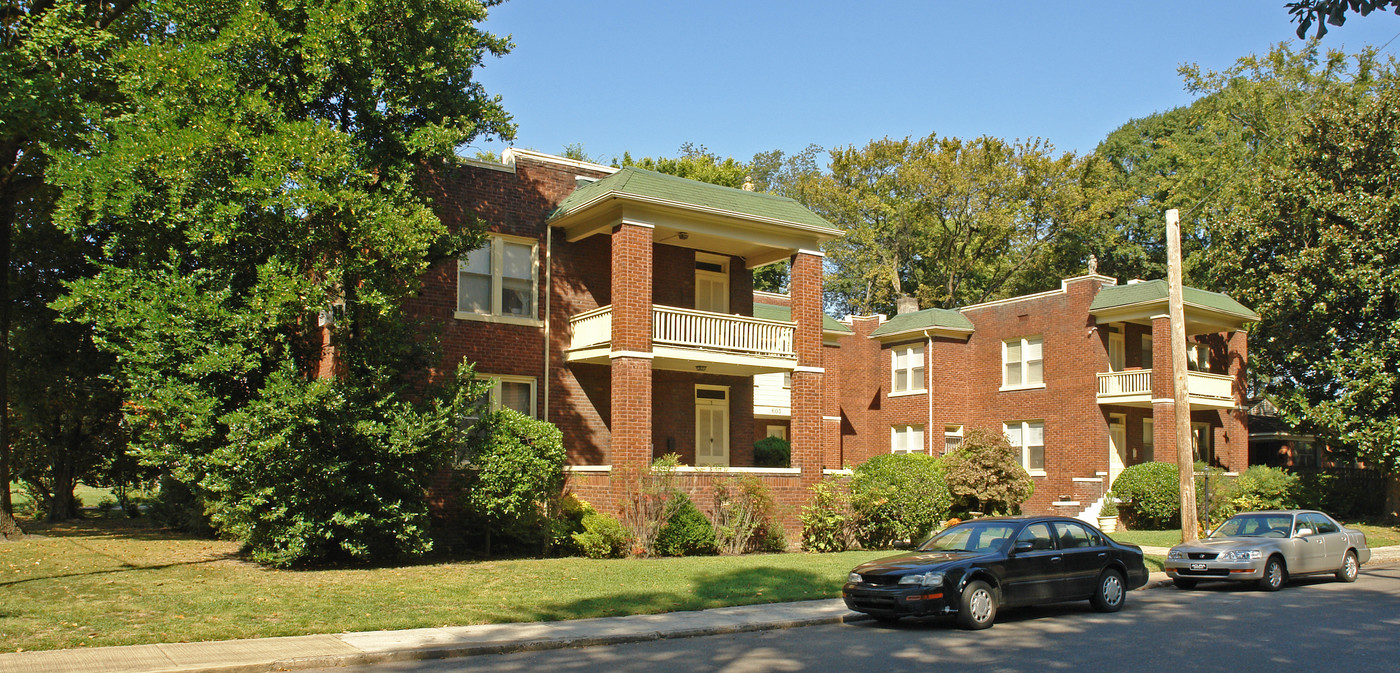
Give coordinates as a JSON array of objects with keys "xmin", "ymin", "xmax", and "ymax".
[
  {"xmin": 50, "ymin": 0, "xmax": 515, "ymax": 565},
  {"xmin": 1210, "ymin": 73, "xmax": 1400, "ymax": 518},
  {"xmin": 808, "ymin": 134, "xmax": 1109, "ymax": 316},
  {"xmin": 1092, "ymin": 42, "xmax": 1384, "ymax": 286},
  {"xmin": 2, "ymin": 0, "xmax": 147, "ymax": 517},
  {"xmin": 1287, "ymin": 1, "xmax": 1400, "ymax": 38}
]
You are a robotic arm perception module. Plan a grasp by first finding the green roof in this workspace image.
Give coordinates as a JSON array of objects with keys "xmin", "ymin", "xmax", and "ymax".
[
  {"xmin": 1089, "ymin": 280, "xmax": 1259, "ymax": 320},
  {"xmin": 550, "ymin": 167, "xmax": 839, "ymax": 232},
  {"xmin": 869, "ymin": 307, "xmax": 975, "ymax": 338},
  {"xmin": 752, "ymin": 303, "xmax": 853, "ymax": 334}
]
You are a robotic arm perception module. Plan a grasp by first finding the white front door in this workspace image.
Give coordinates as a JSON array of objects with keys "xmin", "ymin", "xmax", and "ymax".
[
  {"xmin": 695, "ymin": 254, "xmax": 729, "ymax": 313},
  {"xmin": 1108, "ymin": 331, "xmax": 1125, "ymax": 372},
  {"xmin": 695, "ymin": 386, "xmax": 730, "ymax": 466},
  {"xmin": 1108, "ymin": 414, "xmax": 1127, "ymax": 488}
]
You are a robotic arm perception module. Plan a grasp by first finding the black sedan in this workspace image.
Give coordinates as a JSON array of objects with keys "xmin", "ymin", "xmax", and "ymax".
[{"xmin": 843, "ymin": 515, "xmax": 1149, "ymax": 629}]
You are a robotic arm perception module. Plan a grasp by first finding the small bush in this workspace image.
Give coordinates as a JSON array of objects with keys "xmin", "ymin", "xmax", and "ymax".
[
  {"xmin": 147, "ymin": 475, "xmax": 215, "ymax": 537},
  {"xmin": 713, "ymin": 474, "xmax": 782, "ymax": 554},
  {"xmin": 618, "ymin": 454, "xmax": 684, "ymax": 556},
  {"xmin": 942, "ymin": 429, "xmax": 1034, "ymax": 515},
  {"xmin": 850, "ymin": 453, "xmax": 951, "ymax": 548},
  {"xmin": 463, "ymin": 408, "xmax": 568, "ymax": 553},
  {"xmin": 655, "ymin": 493, "xmax": 718, "ymax": 556},
  {"xmin": 572, "ymin": 511, "xmax": 631, "ymax": 559},
  {"xmin": 801, "ymin": 479, "xmax": 856, "ymax": 552},
  {"xmin": 1111, "ymin": 462, "xmax": 1181, "ymax": 529},
  {"xmin": 1195, "ymin": 462, "xmax": 1235, "ymax": 527},
  {"xmin": 753, "ymin": 436, "xmax": 791, "ymax": 467},
  {"xmin": 1099, "ymin": 497, "xmax": 1118, "ymax": 517},
  {"xmin": 546, "ymin": 494, "xmax": 595, "ymax": 556}
]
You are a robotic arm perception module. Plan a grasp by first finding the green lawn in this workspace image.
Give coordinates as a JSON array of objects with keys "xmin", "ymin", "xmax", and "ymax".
[{"xmin": 0, "ymin": 517, "xmax": 890, "ymax": 654}]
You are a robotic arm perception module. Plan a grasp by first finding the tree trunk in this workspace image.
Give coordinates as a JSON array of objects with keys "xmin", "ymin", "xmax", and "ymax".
[
  {"xmin": 0, "ymin": 509, "xmax": 22, "ymax": 541},
  {"xmin": 45, "ymin": 421, "xmax": 79, "ymax": 522}
]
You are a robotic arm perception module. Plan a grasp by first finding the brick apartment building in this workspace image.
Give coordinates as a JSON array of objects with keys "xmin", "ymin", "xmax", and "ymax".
[{"xmin": 414, "ymin": 149, "xmax": 1258, "ymax": 534}]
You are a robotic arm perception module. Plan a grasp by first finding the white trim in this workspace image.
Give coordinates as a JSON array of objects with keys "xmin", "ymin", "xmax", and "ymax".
[
  {"xmin": 453, "ymin": 311, "xmax": 544, "ymax": 327},
  {"xmin": 998, "ymin": 383, "xmax": 1047, "ymax": 392},
  {"xmin": 486, "ymin": 374, "xmax": 538, "ymax": 418},
  {"xmin": 609, "ymin": 350, "xmax": 655, "ymax": 359},
  {"xmin": 754, "ymin": 290, "xmax": 789, "ymax": 300},
  {"xmin": 887, "ymin": 390, "xmax": 927, "ymax": 398},
  {"xmin": 618, "ymin": 218, "xmax": 655, "ymax": 229},
  {"xmin": 824, "ymin": 468, "xmax": 854, "ymax": 476},
  {"xmin": 795, "ymin": 249, "xmax": 826, "ymax": 258},
  {"xmin": 1072, "ymin": 477, "xmax": 1105, "ymax": 483},
  {"xmin": 794, "ymin": 365, "xmax": 825, "ymax": 374},
  {"xmin": 673, "ymin": 466, "xmax": 800, "ymax": 476},
  {"xmin": 502, "ymin": 148, "xmax": 618, "ymax": 174},
  {"xmin": 460, "ymin": 156, "xmax": 516, "ymax": 173},
  {"xmin": 552, "ymin": 189, "xmax": 843, "ymax": 238},
  {"xmin": 1149, "ymin": 314, "xmax": 1170, "ymax": 321},
  {"xmin": 1050, "ymin": 500, "xmax": 1080, "ymax": 506},
  {"xmin": 822, "ymin": 416, "xmax": 843, "ymax": 421},
  {"xmin": 1151, "ymin": 398, "xmax": 1175, "ymax": 404},
  {"xmin": 565, "ymin": 465, "xmax": 612, "ymax": 473}
]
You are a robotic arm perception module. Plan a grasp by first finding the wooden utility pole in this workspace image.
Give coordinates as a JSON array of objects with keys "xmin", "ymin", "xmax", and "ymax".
[{"xmin": 1167, "ymin": 209, "xmax": 1199, "ymax": 542}]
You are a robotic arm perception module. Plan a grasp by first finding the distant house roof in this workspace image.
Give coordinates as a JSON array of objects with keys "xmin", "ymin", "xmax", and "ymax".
[
  {"xmin": 1089, "ymin": 280, "xmax": 1259, "ymax": 322},
  {"xmin": 551, "ymin": 166, "xmax": 840, "ymax": 234},
  {"xmin": 752, "ymin": 303, "xmax": 853, "ymax": 334},
  {"xmin": 869, "ymin": 307, "xmax": 975, "ymax": 339}
]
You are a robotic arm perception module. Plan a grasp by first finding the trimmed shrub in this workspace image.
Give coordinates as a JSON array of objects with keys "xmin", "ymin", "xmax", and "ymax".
[
  {"xmin": 801, "ymin": 478, "xmax": 856, "ymax": 552},
  {"xmin": 547, "ymin": 493, "xmax": 595, "ymax": 556},
  {"xmin": 943, "ymin": 429, "xmax": 1034, "ymax": 515},
  {"xmin": 753, "ymin": 436, "xmax": 791, "ymax": 467},
  {"xmin": 850, "ymin": 453, "xmax": 951, "ymax": 548},
  {"xmin": 1111, "ymin": 462, "xmax": 1181, "ymax": 529},
  {"xmin": 713, "ymin": 474, "xmax": 782, "ymax": 554},
  {"xmin": 1228, "ymin": 465, "xmax": 1298, "ymax": 513},
  {"xmin": 572, "ymin": 511, "xmax": 631, "ymax": 559},
  {"xmin": 462, "ymin": 409, "xmax": 568, "ymax": 553},
  {"xmin": 655, "ymin": 493, "xmax": 718, "ymax": 556}
]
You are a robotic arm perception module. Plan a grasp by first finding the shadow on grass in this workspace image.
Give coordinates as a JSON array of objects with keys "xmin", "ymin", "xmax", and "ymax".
[{"xmin": 520, "ymin": 565, "xmax": 835, "ymax": 623}]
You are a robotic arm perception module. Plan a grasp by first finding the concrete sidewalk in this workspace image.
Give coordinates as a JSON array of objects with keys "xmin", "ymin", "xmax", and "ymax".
[{"xmin": 6, "ymin": 549, "xmax": 1398, "ymax": 673}]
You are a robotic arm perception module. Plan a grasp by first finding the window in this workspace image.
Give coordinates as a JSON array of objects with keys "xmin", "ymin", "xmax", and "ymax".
[
  {"xmin": 457, "ymin": 375, "xmax": 536, "ymax": 465},
  {"xmin": 1016, "ymin": 522, "xmax": 1055, "ymax": 551},
  {"xmin": 457, "ymin": 235, "xmax": 538, "ymax": 322},
  {"xmin": 1053, "ymin": 521, "xmax": 1103, "ymax": 549},
  {"xmin": 891, "ymin": 345, "xmax": 925, "ymax": 394},
  {"xmin": 944, "ymin": 425, "xmax": 964, "ymax": 454},
  {"xmin": 1192, "ymin": 422, "xmax": 1213, "ymax": 463},
  {"xmin": 891, "ymin": 424, "xmax": 924, "ymax": 454},
  {"xmin": 1005, "ymin": 421, "xmax": 1045, "ymax": 474},
  {"xmin": 1140, "ymin": 334, "xmax": 1154, "ymax": 369},
  {"xmin": 1187, "ymin": 343, "xmax": 1210, "ymax": 372},
  {"xmin": 1002, "ymin": 337, "xmax": 1043, "ymax": 388},
  {"xmin": 765, "ymin": 425, "xmax": 787, "ymax": 440},
  {"xmin": 782, "ymin": 372, "xmax": 792, "ymax": 389},
  {"xmin": 1142, "ymin": 418, "xmax": 1155, "ymax": 462}
]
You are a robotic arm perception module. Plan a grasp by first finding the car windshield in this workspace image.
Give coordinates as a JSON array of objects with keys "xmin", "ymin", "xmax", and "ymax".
[
  {"xmin": 918, "ymin": 521, "xmax": 1019, "ymax": 553},
  {"xmin": 1210, "ymin": 514, "xmax": 1294, "ymax": 538}
]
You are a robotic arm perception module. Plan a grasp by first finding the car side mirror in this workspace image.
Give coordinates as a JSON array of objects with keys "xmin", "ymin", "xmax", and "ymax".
[
  {"xmin": 1012, "ymin": 540, "xmax": 1034, "ymax": 554},
  {"xmin": 1295, "ymin": 527, "xmax": 1314, "ymax": 538}
]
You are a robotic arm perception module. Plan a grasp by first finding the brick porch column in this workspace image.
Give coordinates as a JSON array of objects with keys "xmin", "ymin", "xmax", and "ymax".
[
  {"xmin": 609, "ymin": 222, "xmax": 653, "ymax": 470},
  {"xmin": 1220, "ymin": 330, "xmax": 1249, "ymax": 470},
  {"xmin": 1150, "ymin": 314, "xmax": 1178, "ymax": 465},
  {"xmin": 790, "ymin": 250, "xmax": 824, "ymax": 487}
]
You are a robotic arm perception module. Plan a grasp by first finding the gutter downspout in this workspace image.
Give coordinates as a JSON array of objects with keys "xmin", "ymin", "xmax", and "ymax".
[{"xmin": 543, "ymin": 225, "xmax": 552, "ymax": 422}]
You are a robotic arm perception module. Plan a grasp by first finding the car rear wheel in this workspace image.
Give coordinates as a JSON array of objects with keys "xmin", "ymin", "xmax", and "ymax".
[
  {"xmin": 1257, "ymin": 556, "xmax": 1286, "ymax": 592},
  {"xmin": 956, "ymin": 580, "xmax": 997, "ymax": 630},
  {"xmin": 1335, "ymin": 550, "xmax": 1360, "ymax": 583},
  {"xmin": 1172, "ymin": 578, "xmax": 1197, "ymax": 590},
  {"xmin": 1090, "ymin": 569, "xmax": 1125, "ymax": 612}
]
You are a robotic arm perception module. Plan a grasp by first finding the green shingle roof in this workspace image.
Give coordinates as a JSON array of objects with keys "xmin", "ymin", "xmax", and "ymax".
[
  {"xmin": 752, "ymin": 303, "xmax": 853, "ymax": 334},
  {"xmin": 869, "ymin": 307, "xmax": 975, "ymax": 338},
  {"xmin": 550, "ymin": 167, "xmax": 840, "ymax": 232},
  {"xmin": 1089, "ymin": 280, "xmax": 1259, "ymax": 320}
]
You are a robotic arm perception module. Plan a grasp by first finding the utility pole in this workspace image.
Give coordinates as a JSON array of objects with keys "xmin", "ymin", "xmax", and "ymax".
[{"xmin": 1167, "ymin": 209, "xmax": 1199, "ymax": 542}]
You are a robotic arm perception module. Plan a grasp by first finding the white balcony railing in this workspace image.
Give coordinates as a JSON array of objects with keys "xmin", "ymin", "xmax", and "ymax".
[
  {"xmin": 568, "ymin": 304, "xmax": 795, "ymax": 358},
  {"xmin": 1096, "ymin": 369, "xmax": 1235, "ymax": 403}
]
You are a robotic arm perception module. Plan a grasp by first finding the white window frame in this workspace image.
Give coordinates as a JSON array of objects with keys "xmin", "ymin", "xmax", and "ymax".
[
  {"xmin": 1004, "ymin": 420, "xmax": 1046, "ymax": 476},
  {"xmin": 455, "ymin": 234, "xmax": 541, "ymax": 326},
  {"xmin": 765, "ymin": 425, "xmax": 787, "ymax": 440},
  {"xmin": 489, "ymin": 375, "xmax": 537, "ymax": 418},
  {"xmin": 1140, "ymin": 334, "xmax": 1154, "ymax": 369},
  {"xmin": 943, "ymin": 425, "xmax": 964, "ymax": 455},
  {"xmin": 890, "ymin": 344, "xmax": 926, "ymax": 395},
  {"xmin": 1002, "ymin": 336, "xmax": 1044, "ymax": 390},
  {"xmin": 1187, "ymin": 343, "xmax": 1210, "ymax": 373},
  {"xmin": 891, "ymin": 424, "xmax": 925, "ymax": 455}
]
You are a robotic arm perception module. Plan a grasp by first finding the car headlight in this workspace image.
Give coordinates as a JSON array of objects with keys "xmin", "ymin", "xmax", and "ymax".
[
  {"xmin": 1168, "ymin": 550, "xmax": 1185, "ymax": 559},
  {"xmin": 847, "ymin": 572, "xmax": 863, "ymax": 584},
  {"xmin": 1219, "ymin": 550, "xmax": 1262, "ymax": 561},
  {"xmin": 897, "ymin": 571, "xmax": 945, "ymax": 587}
]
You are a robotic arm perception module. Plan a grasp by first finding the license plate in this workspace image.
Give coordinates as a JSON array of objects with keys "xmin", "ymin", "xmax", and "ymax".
[{"xmin": 1189, "ymin": 563, "xmax": 1207, "ymax": 571}]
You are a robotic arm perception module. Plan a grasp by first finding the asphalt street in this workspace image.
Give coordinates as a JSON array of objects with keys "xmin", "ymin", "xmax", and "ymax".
[{"xmin": 320, "ymin": 566, "xmax": 1400, "ymax": 673}]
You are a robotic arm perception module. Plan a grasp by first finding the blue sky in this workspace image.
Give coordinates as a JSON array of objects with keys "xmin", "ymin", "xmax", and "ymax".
[{"xmin": 468, "ymin": 1, "xmax": 1400, "ymax": 164}]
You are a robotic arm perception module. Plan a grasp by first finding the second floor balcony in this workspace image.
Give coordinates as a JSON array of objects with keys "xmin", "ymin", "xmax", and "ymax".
[
  {"xmin": 567, "ymin": 304, "xmax": 797, "ymax": 376},
  {"xmin": 1096, "ymin": 369, "xmax": 1236, "ymax": 410}
]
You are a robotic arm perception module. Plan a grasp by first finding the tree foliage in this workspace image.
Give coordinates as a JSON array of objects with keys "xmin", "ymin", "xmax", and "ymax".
[
  {"xmin": 49, "ymin": 0, "xmax": 515, "ymax": 564},
  {"xmin": 1287, "ymin": 1, "xmax": 1400, "ymax": 38},
  {"xmin": 942, "ymin": 429, "xmax": 1033, "ymax": 515},
  {"xmin": 849, "ymin": 453, "xmax": 951, "ymax": 547},
  {"xmin": 808, "ymin": 134, "xmax": 1110, "ymax": 316},
  {"xmin": 463, "ymin": 407, "xmax": 568, "ymax": 552},
  {"xmin": 1211, "ymin": 70, "xmax": 1400, "ymax": 488}
]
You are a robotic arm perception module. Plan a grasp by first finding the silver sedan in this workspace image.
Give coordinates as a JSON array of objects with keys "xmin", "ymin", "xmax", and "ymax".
[{"xmin": 1164, "ymin": 510, "xmax": 1370, "ymax": 591}]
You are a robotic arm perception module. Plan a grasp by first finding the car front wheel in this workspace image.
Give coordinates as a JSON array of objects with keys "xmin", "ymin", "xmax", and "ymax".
[
  {"xmin": 956, "ymin": 580, "xmax": 997, "ymax": 630},
  {"xmin": 1257, "ymin": 556, "xmax": 1287, "ymax": 592},
  {"xmin": 1091, "ymin": 569, "xmax": 1125, "ymax": 612},
  {"xmin": 1335, "ymin": 550, "xmax": 1359, "ymax": 583}
]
